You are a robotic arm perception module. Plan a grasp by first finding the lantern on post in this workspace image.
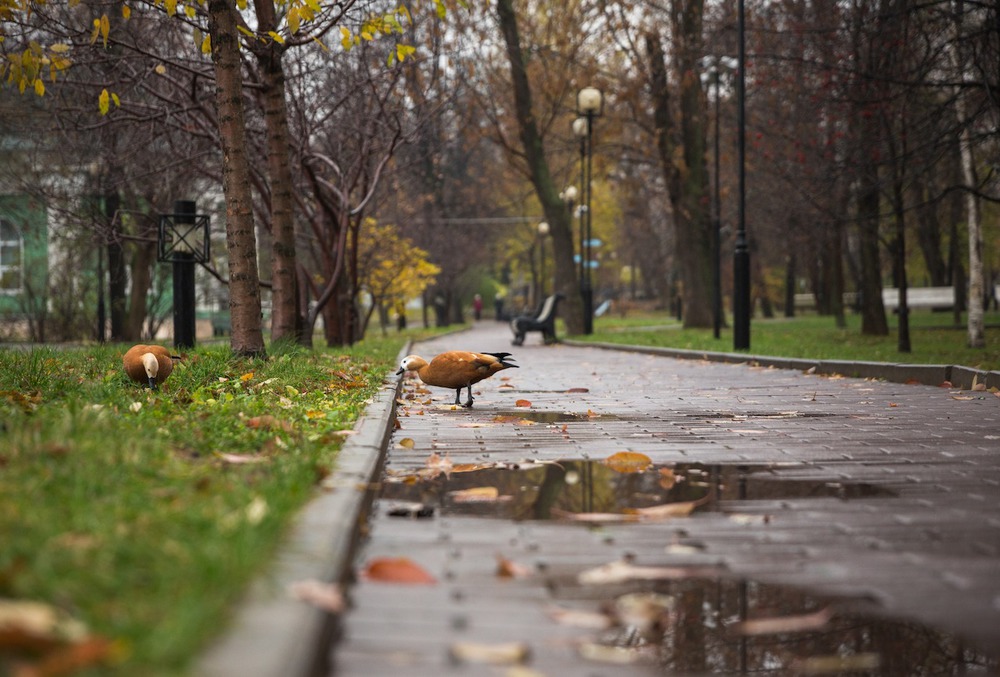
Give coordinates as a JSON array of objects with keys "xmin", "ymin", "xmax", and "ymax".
[{"xmin": 158, "ymin": 200, "xmax": 210, "ymax": 349}]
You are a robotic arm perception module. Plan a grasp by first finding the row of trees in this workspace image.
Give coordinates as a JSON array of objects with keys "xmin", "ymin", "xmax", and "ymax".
[{"xmin": 1, "ymin": 0, "xmax": 997, "ymax": 353}]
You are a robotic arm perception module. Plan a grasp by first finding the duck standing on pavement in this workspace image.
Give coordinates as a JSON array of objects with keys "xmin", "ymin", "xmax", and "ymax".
[
  {"xmin": 396, "ymin": 351, "xmax": 518, "ymax": 408},
  {"xmin": 123, "ymin": 344, "xmax": 179, "ymax": 390}
]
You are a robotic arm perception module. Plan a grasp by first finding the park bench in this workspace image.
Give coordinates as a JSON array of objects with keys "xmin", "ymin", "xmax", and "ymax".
[
  {"xmin": 510, "ymin": 293, "xmax": 563, "ymax": 346},
  {"xmin": 882, "ymin": 286, "xmax": 954, "ymax": 311}
]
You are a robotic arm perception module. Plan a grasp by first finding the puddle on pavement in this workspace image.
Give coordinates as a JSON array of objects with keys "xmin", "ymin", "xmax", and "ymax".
[
  {"xmin": 380, "ymin": 461, "xmax": 894, "ymax": 521},
  {"xmin": 548, "ymin": 576, "xmax": 997, "ymax": 674}
]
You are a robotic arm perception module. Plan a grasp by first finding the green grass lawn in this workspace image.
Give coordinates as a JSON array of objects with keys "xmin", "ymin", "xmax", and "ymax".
[
  {"xmin": 0, "ymin": 334, "xmax": 414, "ymax": 675},
  {"xmin": 575, "ymin": 310, "xmax": 1000, "ymax": 372}
]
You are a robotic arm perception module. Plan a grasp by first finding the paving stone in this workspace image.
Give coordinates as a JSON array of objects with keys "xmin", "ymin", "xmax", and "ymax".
[{"xmin": 330, "ymin": 323, "xmax": 1000, "ymax": 675}]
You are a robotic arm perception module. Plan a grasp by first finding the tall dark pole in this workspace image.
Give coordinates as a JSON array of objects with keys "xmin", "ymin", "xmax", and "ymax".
[
  {"xmin": 712, "ymin": 69, "xmax": 722, "ymax": 340},
  {"xmin": 577, "ymin": 136, "xmax": 586, "ymax": 291},
  {"xmin": 173, "ymin": 200, "xmax": 197, "ymax": 349},
  {"xmin": 733, "ymin": 0, "xmax": 751, "ymax": 350},
  {"xmin": 582, "ymin": 111, "xmax": 594, "ymax": 335}
]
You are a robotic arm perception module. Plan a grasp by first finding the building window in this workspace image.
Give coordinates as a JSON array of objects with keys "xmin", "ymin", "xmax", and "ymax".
[{"xmin": 0, "ymin": 218, "xmax": 24, "ymax": 295}]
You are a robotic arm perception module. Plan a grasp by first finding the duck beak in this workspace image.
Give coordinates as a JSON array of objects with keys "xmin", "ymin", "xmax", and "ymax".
[
  {"xmin": 395, "ymin": 367, "xmax": 405, "ymax": 376},
  {"xmin": 147, "ymin": 377, "xmax": 158, "ymax": 390}
]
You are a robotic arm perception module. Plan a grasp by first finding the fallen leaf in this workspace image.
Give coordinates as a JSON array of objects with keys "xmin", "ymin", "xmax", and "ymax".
[
  {"xmin": 658, "ymin": 467, "xmax": 677, "ymax": 489},
  {"xmin": 449, "ymin": 641, "xmax": 529, "ymax": 665},
  {"xmin": 627, "ymin": 494, "xmax": 710, "ymax": 520},
  {"xmin": 551, "ymin": 508, "xmax": 641, "ymax": 523},
  {"xmin": 578, "ymin": 641, "xmax": 656, "ymax": 665},
  {"xmin": 791, "ymin": 653, "xmax": 881, "ymax": 673},
  {"xmin": 449, "ymin": 487, "xmax": 509, "ymax": 503},
  {"xmin": 216, "ymin": 452, "xmax": 269, "ymax": 465},
  {"xmin": 577, "ymin": 559, "xmax": 714, "ymax": 585},
  {"xmin": 246, "ymin": 496, "xmax": 268, "ymax": 525},
  {"xmin": 603, "ymin": 451, "xmax": 652, "ymax": 474},
  {"xmin": 289, "ymin": 579, "xmax": 345, "ymax": 612},
  {"xmin": 23, "ymin": 637, "xmax": 116, "ymax": 676},
  {"xmin": 245, "ymin": 415, "xmax": 294, "ymax": 432},
  {"xmin": 566, "ymin": 387, "xmax": 590, "ymax": 393},
  {"xmin": 515, "ymin": 399, "xmax": 532, "ymax": 408},
  {"xmin": 546, "ymin": 605, "xmax": 613, "ymax": 629},
  {"xmin": 398, "ymin": 437, "xmax": 415, "ymax": 448},
  {"xmin": 496, "ymin": 554, "xmax": 532, "ymax": 579},
  {"xmin": 613, "ymin": 592, "xmax": 675, "ymax": 630},
  {"xmin": 972, "ymin": 382, "xmax": 987, "ymax": 392},
  {"xmin": 0, "ymin": 599, "xmax": 89, "ymax": 646},
  {"xmin": 732, "ymin": 606, "xmax": 834, "ymax": 636},
  {"xmin": 426, "ymin": 452, "xmax": 453, "ymax": 477},
  {"xmin": 951, "ymin": 396, "xmax": 974, "ymax": 401},
  {"xmin": 451, "ymin": 462, "xmax": 499, "ymax": 473},
  {"xmin": 587, "ymin": 409, "xmax": 601, "ymax": 418},
  {"xmin": 362, "ymin": 557, "xmax": 436, "ymax": 584}
]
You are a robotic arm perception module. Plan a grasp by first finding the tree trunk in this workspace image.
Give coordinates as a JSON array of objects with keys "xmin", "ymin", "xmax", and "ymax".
[
  {"xmin": 125, "ymin": 238, "xmax": 156, "ymax": 341},
  {"xmin": 495, "ymin": 0, "xmax": 584, "ymax": 335},
  {"xmin": 951, "ymin": 1, "xmax": 985, "ymax": 348},
  {"xmin": 254, "ymin": 0, "xmax": 300, "ymax": 345},
  {"xmin": 646, "ymin": 12, "xmax": 713, "ymax": 329},
  {"xmin": 208, "ymin": 0, "xmax": 266, "ymax": 357},
  {"xmin": 104, "ymin": 191, "xmax": 128, "ymax": 341}
]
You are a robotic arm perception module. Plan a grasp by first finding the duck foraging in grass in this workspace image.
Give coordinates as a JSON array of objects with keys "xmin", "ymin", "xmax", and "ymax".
[
  {"xmin": 396, "ymin": 351, "xmax": 518, "ymax": 408},
  {"xmin": 123, "ymin": 344, "xmax": 179, "ymax": 390}
]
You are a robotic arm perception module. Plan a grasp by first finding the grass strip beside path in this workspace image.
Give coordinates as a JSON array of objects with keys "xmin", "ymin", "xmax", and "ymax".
[
  {"xmin": 0, "ymin": 337, "xmax": 405, "ymax": 675},
  {"xmin": 578, "ymin": 311, "xmax": 1000, "ymax": 373}
]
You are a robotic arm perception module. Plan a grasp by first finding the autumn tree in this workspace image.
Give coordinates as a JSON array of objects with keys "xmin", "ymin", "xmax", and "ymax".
[{"xmin": 355, "ymin": 218, "xmax": 438, "ymax": 335}]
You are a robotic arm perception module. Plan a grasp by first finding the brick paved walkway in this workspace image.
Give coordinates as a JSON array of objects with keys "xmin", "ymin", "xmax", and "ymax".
[{"xmin": 329, "ymin": 322, "xmax": 1000, "ymax": 675}]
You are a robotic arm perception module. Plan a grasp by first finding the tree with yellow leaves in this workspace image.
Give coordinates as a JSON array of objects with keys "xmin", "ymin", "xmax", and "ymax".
[{"xmin": 356, "ymin": 219, "xmax": 439, "ymax": 337}]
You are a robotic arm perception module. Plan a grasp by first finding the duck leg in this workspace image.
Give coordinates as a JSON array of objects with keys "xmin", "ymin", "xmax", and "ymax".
[
  {"xmin": 463, "ymin": 385, "xmax": 475, "ymax": 408},
  {"xmin": 453, "ymin": 389, "xmax": 462, "ymax": 406}
]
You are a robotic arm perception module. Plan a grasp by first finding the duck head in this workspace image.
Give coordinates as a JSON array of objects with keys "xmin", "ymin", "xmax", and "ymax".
[
  {"xmin": 396, "ymin": 355, "xmax": 428, "ymax": 375},
  {"xmin": 141, "ymin": 352, "xmax": 160, "ymax": 389}
]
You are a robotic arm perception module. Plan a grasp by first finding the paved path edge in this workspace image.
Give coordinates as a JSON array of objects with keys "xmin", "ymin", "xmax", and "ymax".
[
  {"xmin": 566, "ymin": 338, "xmax": 1000, "ymax": 389},
  {"xmin": 194, "ymin": 343, "xmax": 409, "ymax": 677}
]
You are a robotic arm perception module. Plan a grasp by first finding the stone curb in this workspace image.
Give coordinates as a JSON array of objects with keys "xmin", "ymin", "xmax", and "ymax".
[
  {"xmin": 566, "ymin": 339, "xmax": 1000, "ymax": 389},
  {"xmin": 195, "ymin": 344, "xmax": 409, "ymax": 677}
]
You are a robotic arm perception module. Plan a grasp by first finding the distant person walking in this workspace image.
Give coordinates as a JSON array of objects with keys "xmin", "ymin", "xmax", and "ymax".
[{"xmin": 472, "ymin": 294, "xmax": 483, "ymax": 321}]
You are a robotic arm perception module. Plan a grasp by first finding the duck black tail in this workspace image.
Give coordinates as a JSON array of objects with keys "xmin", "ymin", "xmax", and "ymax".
[{"xmin": 483, "ymin": 351, "xmax": 518, "ymax": 367}]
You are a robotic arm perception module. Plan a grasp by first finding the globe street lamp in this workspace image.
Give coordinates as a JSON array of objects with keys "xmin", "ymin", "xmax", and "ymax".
[
  {"xmin": 537, "ymin": 220, "xmax": 550, "ymax": 299},
  {"xmin": 559, "ymin": 185, "xmax": 579, "ymax": 281},
  {"xmin": 576, "ymin": 86, "xmax": 603, "ymax": 335}
]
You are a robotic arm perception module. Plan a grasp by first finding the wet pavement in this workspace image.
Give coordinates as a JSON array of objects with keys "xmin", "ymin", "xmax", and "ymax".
[{"xmin": 329, "ymin": 322, "xmax": 1000, "ymax": 675}]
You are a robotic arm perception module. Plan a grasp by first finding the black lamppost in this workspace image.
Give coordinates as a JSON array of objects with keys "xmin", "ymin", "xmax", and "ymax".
[
  {"xmin": 733, "ymin": 0, "xmax": 751, "ymax": 350},
  {"xmin": 704, "ymin": 56, "xmax": 737, "ymax": 340},
  {"xmin": 537, "ymin": 220, "xmax": 550, "ymax": 299},
  {"xmin": 576, "ymin": 86, "xmax": 603, "ymax": 335},
  {"xmin": 159, "ymin": 200, "xmax": 210, "ymax": 349}
]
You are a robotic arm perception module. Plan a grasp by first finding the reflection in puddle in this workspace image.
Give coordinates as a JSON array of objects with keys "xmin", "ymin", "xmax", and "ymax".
[
  {"xmin": 561, "ymin": 576, "xmax": 996, "ymax": 674},
  {"xmin": 376, "ymin": 461, "xmax": 996, "ymax": 673},
  {"xmin": 380, "ymin": 461, "xmax": 895, "ymax": 521}
]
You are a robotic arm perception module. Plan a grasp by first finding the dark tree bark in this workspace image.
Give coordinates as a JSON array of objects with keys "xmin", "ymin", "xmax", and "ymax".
[
  {"xmin": 495, "ymin": 0, "xmax": 584, "ymax": 335},
  {"xmin": 646, "ymin": 6, "xmax": 713, "ymax": 329},
  {"xmin": 252, "ymin": 0, "xmax": 301, "ymax": 345},
  {"xmin": 208, "ymin": 0, "xmax": 266, "ymax": 357}
]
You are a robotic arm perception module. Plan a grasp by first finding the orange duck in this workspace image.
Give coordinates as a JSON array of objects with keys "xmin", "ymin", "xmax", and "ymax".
[
  {"xmin": 123, "ymin": 344, "xmax": 178, "ymax": 390},
  {"xmin": 396, "ymin": 351, "xmax": 518, "ymax": 408}
]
